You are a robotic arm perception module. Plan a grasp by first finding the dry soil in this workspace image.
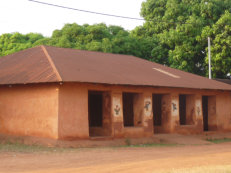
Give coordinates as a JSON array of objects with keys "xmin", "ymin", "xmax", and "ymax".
[{"xmin": 1, "ymin": 142, "xmax": 231, "ymax": 173}]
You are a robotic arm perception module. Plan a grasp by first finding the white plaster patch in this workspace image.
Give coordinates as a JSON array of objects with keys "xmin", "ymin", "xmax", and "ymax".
[
  {"xmin": 113, "ymin": 97, "xmax": 122, "ymax": 117},
  {"xmin": 144, "ymin": 97, "xmax": 152, "ymax": 117},
  {"xmin": 153, "ymin": 68, "xmax": 180, "ymax": 78},
  {"xmin": 196, "ymin": 99, "xmax": 202, "ymax": 116},
  {"xmin": 171, "ymin": 99, "xmax": 178, "ymax": 116}
]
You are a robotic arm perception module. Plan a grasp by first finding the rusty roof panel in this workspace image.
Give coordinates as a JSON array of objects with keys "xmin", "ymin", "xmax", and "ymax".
[
  {"xmin": 0, "ymin": 46, "xmax": 59, "ymax": 84},
  {"xmin": 0, "ymin": 45, "xmax": 231, "ymax": 91},
  {"xmin": 215, "ymin": 79, "xmax": 231, "ymax": 85},
  {"xmin": 45, "ymin": 46, "xmax": 231, "ymax": 90}
]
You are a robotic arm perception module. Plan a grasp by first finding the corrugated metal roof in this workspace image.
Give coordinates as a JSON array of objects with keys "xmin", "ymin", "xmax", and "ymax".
[
  {"xmin": 0, "ymin": 46, "xmax": 59, "ymax": 84},
  {"xmin": 215, "ymin": 79, "xmax": 231, "ymax": 85},
  {"xmin": 0, "ymin": 45, "xmax": 231, "ymax": 90}
]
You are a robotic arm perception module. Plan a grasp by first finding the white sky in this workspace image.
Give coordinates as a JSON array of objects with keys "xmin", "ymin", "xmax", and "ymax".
[{"xmin": 0, "ymin": 0, "xmax": 145, "ymax": 37}]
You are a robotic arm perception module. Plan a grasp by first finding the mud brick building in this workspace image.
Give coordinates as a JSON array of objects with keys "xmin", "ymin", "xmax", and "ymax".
[{"xmin": 0, "ymin": 45, "xmax": 231, "ymax": 140}]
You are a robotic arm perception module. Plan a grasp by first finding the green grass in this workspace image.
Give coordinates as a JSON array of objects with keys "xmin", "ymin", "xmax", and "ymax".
[
  {"xmin": 122, "ymin": 143, "xmax": 179, "ymax": 148},
  {"xmin": 122, "ymin": 138, "xmax": 179, "ymax": 148},
  {"xmin": 0, "ymin": 139, "xmax": 179, "ymax": 153},
  {"xmin": 206, "ymin": 137, "xmax": 231, "ymax": 144},
  {"xmin": 0, "ymin": 141, "xmax": 79, "ymax": 153}
]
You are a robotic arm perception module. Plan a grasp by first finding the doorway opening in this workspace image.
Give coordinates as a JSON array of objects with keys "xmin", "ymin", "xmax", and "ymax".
[
  {"xmin": 179, "ymin": 94, "xmax": 195, "ymax": 125},
  {"xmin": 122, "ymin": 92, "xmax": 142, "ymax": 127},
  {"xmin": 88, "ymin": 91, "xmax": 112, "ymax": 137},
  {"xmin": 202, "ymin": 95, "xmax": 217, "ymax": 131},
  {"xmin": 202, "ymin": 96, "xmax": 209, "ymax": 131},
  {"xmin": 88, "ymin": 91, "xmax": 109, "ymax": 137},
  {"xmin": 179, "ymin": 95, "xmax": 186, "ymax": 125},
  {"xmin": 153, "ymin": 94, "xmax": 162, "ymax": 126},
  {"xmin": 153, "ymin": 94, "xmax": 172, "ymax": 133},
  {"xmin": 122, "ymin": 92, "xmax": 135, "ymax": 127},
  {"xmin": 88, "ymin": 91, "xmax": 103, "ymax": 128}
]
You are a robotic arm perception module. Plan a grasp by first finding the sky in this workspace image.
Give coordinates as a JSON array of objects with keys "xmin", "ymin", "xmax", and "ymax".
[{"xmin": 0, "ymin": 0, "xmax": 145, "ymax": 37}]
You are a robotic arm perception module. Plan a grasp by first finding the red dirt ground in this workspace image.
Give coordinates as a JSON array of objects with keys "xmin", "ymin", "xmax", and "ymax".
[{"xmin": 1, "ymin": 142, "xmax": 231, "ymax": 173}]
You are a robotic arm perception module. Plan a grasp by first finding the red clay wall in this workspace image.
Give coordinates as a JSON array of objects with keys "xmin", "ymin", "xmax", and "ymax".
[
  {"xmin": 0, "ymin": 82, "xmax": 230, "ymax": 140},
  {"xmin": 216, "ymin": 93, "xmax": 231, "ymax": 131},
  {"xmin": 58, "ymin": 84, "xmax": 89, "ymax": 139},
  {"xmin": 57, "ymin": 83, "xmax": 231, "ymax": 139},
  {"xmin": 0, "ymin": 84, "xmax": 59, "ymax": 139}
]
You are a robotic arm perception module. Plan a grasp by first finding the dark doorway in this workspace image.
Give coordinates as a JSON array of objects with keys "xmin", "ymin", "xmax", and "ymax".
[
  {"xmin": 179, "ymin": 95, "xmax": 186, "ymax": 125},
  {"xmin": 88, "ymin": 91, "xmax": 103, "ymax": 127},
  {"xmin": 123, "ymin": 93, "xmax": 134, "ymax": 126},
  {"xmin": 202, "ymin": 96, "xmax": 209, "ymax": 131},
  {"xmin": 153, "ymin": 94, "xmax": 162, "ymax": 126}
]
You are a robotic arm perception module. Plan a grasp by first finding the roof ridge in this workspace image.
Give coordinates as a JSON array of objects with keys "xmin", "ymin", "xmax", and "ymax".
[
  {"xmin": 41, "ymin": 45, "xmax": 62, "ymax": 82},
  {"xmin": 43, "ymin": 45, "xmax": 138, "ymax": 58}
]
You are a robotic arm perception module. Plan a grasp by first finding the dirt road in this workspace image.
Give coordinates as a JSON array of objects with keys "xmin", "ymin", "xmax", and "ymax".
[{"xmin": 1, "ymin": 142, "xmax": 231, "ymax": 173}]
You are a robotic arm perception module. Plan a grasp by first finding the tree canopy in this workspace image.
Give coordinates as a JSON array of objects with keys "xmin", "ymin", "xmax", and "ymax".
[
  {"xmin": 0, "ymin": 23, "xmax": 153, "ymax": 60},
  {"xmin": 201, "ymin": 11, "xmax": 231, "ymax": 78},
  {"xmin": 137, "ymin": 0, "xmax": 231, "ymax": 78},
  {"xmin": 0, "ymin": 32, "xmax": 44, "ymax": 56}
]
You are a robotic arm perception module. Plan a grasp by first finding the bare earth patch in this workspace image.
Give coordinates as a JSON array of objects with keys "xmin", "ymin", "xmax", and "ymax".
[{"xmin": 1, "ymin": 141, "xmax": 231, "ymax": 173}]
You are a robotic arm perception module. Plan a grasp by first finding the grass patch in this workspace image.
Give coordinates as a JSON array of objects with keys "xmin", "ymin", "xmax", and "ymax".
[
  {"xmin": 120, "ymin": 138, "xmax": 180, "ymax": 148},
  {"xmin": 0, "ymin": 141, "xmax": 178, "ymax": 153},
  {"xmin": 0, "ymin": 141, "xmax": 78, "ymax": 153},
  {"xmin": 122, "ymin": 139, "xmax": 179, "ymax": 148},
  {"xmin": 206, "ymin": 137, "xmax": 231, "ymax": 144},
  {"xmin": 123, "ymin": 143, "xmax": 179, "ymax": 148}
]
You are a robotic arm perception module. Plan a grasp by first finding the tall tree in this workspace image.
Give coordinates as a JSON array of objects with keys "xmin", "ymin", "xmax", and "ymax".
[
  {"xmin": 201, "ymin": 11, "xmax": 231, "ymax": 78},
  {"xmin": 0, "ymin": 23, "xmax": 153, "ymax": 60},
  {"xmin": 0, "ymin": 32, "xmax": 45, "ymax": 57},
  {"xmin": 48, "ymin": 23, "xmax": 153, "ymax": 58},
  {"xmin": 138, "ymin": 0, "xmax": 231, "ymax": 76}
]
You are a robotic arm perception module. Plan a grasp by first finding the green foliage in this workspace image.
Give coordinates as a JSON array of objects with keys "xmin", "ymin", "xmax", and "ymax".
[
  {"xmin": 138, "ymin": 0, "xmax": 231, "ymax": 76},
  {"xmin": 201, "ymin": 11, "xmax": 231, "ymax": 78},
  {"xmin": 0, "ymin": 23, "xmax": 153, "ymax": 60},
  {"xmin": 48, "ymin": 23, "xmax": 153, "ymax": 58},
  {"xmin": 206, "ymin": 137, "xmax": 231, "ymax": 144},
  {"xmin": 0, "ymin": 32, "xmax": 43, "ymax": 56}
]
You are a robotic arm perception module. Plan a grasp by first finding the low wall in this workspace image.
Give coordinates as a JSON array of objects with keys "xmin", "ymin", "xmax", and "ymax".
[
  {"xmin": 0, "ymin": 84, "xmax": 59, "ymax": 139},
  {"xmin": 216, "ymin": 93, "xmax": 231, "ymax": 131},
  {"xmin": 58, "ymin": 84, "xmax": 89, "ymax": 139}
]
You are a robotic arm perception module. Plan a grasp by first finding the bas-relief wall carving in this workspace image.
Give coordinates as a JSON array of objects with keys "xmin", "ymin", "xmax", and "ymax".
[
  {"xmin": 171, "ymin": 99, "xmax": 178, "ymax": 116},
  {"xmin": 172, "ymin": 102, "xmax": 177, "ymax": 111},
  {"xmin": 195, "ymin": 99, "xmax": 202, "ymax": 116},
  {"xmin": 113, "ymin": 97, "xmax": 121, "ymax": 117},
  {"xmin": 144, "ymin": 97, "xmax": 152, "ymax": 117}
]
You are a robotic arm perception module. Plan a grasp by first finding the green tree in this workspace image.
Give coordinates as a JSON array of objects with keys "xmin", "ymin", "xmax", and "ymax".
[
  {"xmin": 201, "ymin": 11, "xmax": 231, "ymax": 78},
  {"xmin": 0, "ymin": 23, "xmax": 153, "ymax": 61},
  {"xmin": 0, "ymin": 32, "xmax": 45, "ymax": 57},
  {"xmin": 48, "ymin": 23, "xmax": 152, "ymax": 58},
  {"xmin": 138, "ymin": 0, "xmax": 231, "ymax": 76}
]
